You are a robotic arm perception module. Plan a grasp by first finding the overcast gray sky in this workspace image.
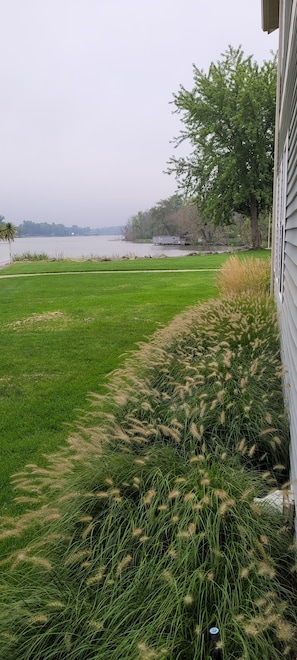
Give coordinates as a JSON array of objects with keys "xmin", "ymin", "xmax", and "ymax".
[{"xmin": 1, "ymin": 0, "xmax": 278, "ymax": 228}]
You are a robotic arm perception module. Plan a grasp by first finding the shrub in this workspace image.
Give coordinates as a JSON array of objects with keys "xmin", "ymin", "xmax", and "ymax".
[
  {"xmin": 217, "ymin": 255, "xmax": 271, "ymax": 295},
  {"xmin": 1, "ymin": 448, "xmax": 296, "ymax": 659},
  {"xmin": 13, "ymin": 252, "xmax": 50, "ymax": 261},
  {"xmin": 91, "ymin": 294, "xmax": 289, "ymax": 478}
]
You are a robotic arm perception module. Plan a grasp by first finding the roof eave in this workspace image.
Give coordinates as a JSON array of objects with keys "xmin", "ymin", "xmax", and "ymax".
[{"xmin": 262, "ymin": 0, "xmax": 279, "ymax": 33}]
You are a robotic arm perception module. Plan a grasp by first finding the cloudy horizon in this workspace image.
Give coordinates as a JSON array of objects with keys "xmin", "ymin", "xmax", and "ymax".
[{"xmin": 1, "ymin": 0, "xmax": 278, "ymax": 228}]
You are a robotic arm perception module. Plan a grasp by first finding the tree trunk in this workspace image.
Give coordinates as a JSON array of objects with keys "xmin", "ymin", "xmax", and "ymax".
[{"xmin": 250, "ymin": 198, "xmax": 261, "ymax": 249}]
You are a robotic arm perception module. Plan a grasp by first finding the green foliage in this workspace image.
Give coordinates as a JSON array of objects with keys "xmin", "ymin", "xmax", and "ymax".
[
  {"xmin": 0, "ymin": 282, "xmax": 295, "ymax": 659},
  {"xmin": 0, "ymin": 221, "xmax": 17, "ymax": 260},
  {"xmin": 168, "ymin": 46, "xmax": 277, "ymax": 249},
  {"xmin": 101, "ymin": 294, "xmax": 289, "ymax": 477},
  {"xmin": 124, "ymin": 195, "xmax": 185, "ymax": 241},
  {"xmin": 0, "ymin": 221, "xmax": 17, "ymax": 242},
  {"xmin": 123, "ymin": 195, "xmax": 264, "ymax": 246},
  {"xmin": 0, "ymin": 450, "xmax": 295, "ymax": 659}
]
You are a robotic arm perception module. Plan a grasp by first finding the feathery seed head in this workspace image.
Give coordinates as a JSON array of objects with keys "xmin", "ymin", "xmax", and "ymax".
[
  {"xmin": 184, "ymin": 492, "xmax": 195, "ymax": 502},
  {"xmin": 47, "ymin": 601, "xmax": 65, "ymax": 609},
  {"xmin": 183, "ymin": 593, "xmax": 194, "ymax": 605},
  {"xmin": 132, "ymin": 527, "xmax": 143, "ymax": 537},
  {"xmin": 86, "ymin": 565, "xmax": 107, "ymax": 585},
  {"xmin": 28, "ymin": 614, "xmax": 49, "ymax": 625},
  {"xmin": 275, "ymin": 620, "xmax": 294, "ymax": 642},
  {"xmin": 116, "ymin": 554, "xmax": 132, "ymax": 575},
  {"xmin": 162, "ymin": 569, "xmax": 174, "ymax": 586},
  {"xmin": 214, "ymin": 489, "xmax": 228, "ymax": 500},
  {"xmin": 168, "ymin": 489, "xmax": 180, "ymax": 500},
  {"xmin": 258, "ymin": 562, "xmax": 275, "ymax": 579},
  {"xmin": 143, "ymin": 489, "xmax": 156, "ymax": 505},
  {"xmin": 88, "ymin": 620, "xmax": 104, "ymax": 631},
  {"xmin": 64, "ymin": 550, "xmax": 90, "ymax": 567},
  {"xmin": 244, "ymin": 622, "xmax": 259, "ymax": 637}
]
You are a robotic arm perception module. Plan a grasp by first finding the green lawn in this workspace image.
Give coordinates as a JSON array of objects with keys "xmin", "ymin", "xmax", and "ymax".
[
  {"xmin": 0, "ymin": 250, "xmax": 271, "ymax": 515},
  {"xmin": 2, "ymin": 249, "xmax": 270, "ymax": 274},
  {"xmin": 0, "ymin": 266, "xmax": 217, "ymax": 515}
]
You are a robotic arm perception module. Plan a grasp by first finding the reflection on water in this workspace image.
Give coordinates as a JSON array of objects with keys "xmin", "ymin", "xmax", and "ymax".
[{"xmin": 12, "ymin": 236, "xmax": 228, "ymax": 260}]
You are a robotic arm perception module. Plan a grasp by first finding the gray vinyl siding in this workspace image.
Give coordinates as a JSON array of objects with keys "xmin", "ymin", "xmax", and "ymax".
[
  {"xmin": 275, "ymin": 0, "xmax": 297, "ymax": 508},
  {"xmin": 283, "ymin": 0, "xmax": 293, "ymax": 61},
  {"xmin": 278, "ymin": 2, "xmax": 297, "ymax": 155},
  {"xmin": 280, "ymin": 280, "xmax": 297, "ymax": 494}
]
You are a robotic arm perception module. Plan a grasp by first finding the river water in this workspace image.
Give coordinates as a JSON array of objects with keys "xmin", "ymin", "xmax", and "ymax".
[{"xmin": 11, "ymin": 235, "xmax": 219, "ymax": 260}]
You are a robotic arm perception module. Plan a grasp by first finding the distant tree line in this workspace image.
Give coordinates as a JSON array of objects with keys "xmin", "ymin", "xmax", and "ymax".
[
  {"xmin": 124, "ymin": 195, "xmax": 209, "ymax": 243},
  {"xmin": 2, "ymin": 220, "xmax": 123, "ymax": 237},
  {"xmin": 123, "ymin": 196, "xmax": 270, "ymax": 247},
  {"xmin": 16, "ymin": 221, "xmax": 92, "ymax": 237}
]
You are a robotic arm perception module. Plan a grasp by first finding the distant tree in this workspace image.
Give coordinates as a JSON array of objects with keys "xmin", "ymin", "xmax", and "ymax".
[
  {"xmin": 168, "ymin": 46, "xmax": 277, "ymax": 249},
  {"xmin": 150, "ymin": 195, "xmax": 182, "ymax": 236},
  {"xmin": 124, "ymin": 211, "xmax": 152, "ymax": 241},
  {"xmin": 0, "ymin": 222, "xmax": 17, "ymax": 260}
]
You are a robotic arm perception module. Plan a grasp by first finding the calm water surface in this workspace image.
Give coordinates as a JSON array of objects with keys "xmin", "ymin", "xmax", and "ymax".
[{"xmin": 12, "ymin": 235, "xmax": 208, "ymax": 260}]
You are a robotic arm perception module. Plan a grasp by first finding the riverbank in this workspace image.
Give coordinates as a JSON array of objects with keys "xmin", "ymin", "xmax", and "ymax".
[{"xmin": 10, "ymin": 234, "xmax": 250, "ymax": 261}]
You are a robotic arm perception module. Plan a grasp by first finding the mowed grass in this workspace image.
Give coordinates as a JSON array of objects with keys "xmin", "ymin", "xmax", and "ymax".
[
  {"xmin": 1, "ymin": 249, "xmax": 270, "ymax": 274},
  {"xmin": 0, "ymin": 266, "xmax": 217, "ymax": 515},
  {"xmin": 0, "ymin": 250, "xmax": 271, "ymax": 515}
]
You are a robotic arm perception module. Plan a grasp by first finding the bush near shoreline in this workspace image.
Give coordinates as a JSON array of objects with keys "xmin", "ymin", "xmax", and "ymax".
[{"xmin": 1, "ymin": 257, "xmax": 296, "ymax": 659}]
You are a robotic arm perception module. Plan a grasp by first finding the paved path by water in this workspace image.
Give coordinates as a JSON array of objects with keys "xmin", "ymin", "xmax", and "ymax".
[
  {"xmin": 0, "ymin": 268, "xmax": 220, "ymax": 279},
  {"xmin": 0, "ymin": 268, "xmax": 220, "ymax": 280}
]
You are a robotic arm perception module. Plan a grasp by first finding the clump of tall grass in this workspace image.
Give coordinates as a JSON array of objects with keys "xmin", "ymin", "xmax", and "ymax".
[
  {"xmin": 1, "ymin": 447, "xmax": 296, "ymax": 659},
  {"xmin": 0, "ymin": 286, "xmax": 295, "ymax": 658},
  {"xmin": 86, "ymin": 294, "xmax": 289, "ymax": 478},
  {"xmin": 217, "ymin": 255, "xmax": 271, "ymax": 295},
  {"xmin": 13, "ymin": 252, "xmax": 50, "ymax": 261}
]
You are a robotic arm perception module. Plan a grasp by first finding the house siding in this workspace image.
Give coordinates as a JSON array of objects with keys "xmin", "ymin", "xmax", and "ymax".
[
  {"xmin": 274, "ymin": 0, "xmax": 297, "ymax": 510},
  {"xmin": 278, "ymin": 2, "xmax": 297, "ymax": 154}
]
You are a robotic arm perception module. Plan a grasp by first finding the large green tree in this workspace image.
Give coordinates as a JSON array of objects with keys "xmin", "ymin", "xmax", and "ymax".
[{"xmin": 168, "ymin": 46, "xmax": 277, "ymax": 249}]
